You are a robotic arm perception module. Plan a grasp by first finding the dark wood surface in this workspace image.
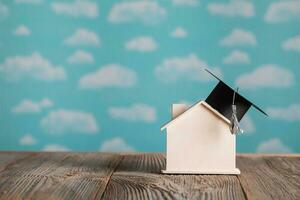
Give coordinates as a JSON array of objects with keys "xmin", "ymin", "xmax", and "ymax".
[{"xmin": 0, "ymin": 152, "xmax": 299, "ymax": 200}]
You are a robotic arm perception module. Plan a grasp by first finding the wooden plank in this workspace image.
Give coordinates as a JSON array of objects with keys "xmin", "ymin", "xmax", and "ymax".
[
  {"xmin": 102, "ymin": 153, "xmax": 246, "ymax": 200},
  {"xmin": 0, "ymin": 152, "xmax": 36, "ymax": 173},
  {"xmin": 237, "ymin": 155, "xmax": 300, "ymax": 200},
  {"xmin": 0, "ymin": 152, "xmax": 122, "ymax": 200},
  {"xmin": 1, "ymin": 152, "xmax": 300, "ymax": 200},
  {"xmin": 237, "ymin": 154, "xmax": 300, "ymax": 158}
]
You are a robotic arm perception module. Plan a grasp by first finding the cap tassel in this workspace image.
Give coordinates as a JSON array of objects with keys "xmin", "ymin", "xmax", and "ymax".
[{"xmin": 230, "ymin": 88, "xmax": 243, "ymax": 135}]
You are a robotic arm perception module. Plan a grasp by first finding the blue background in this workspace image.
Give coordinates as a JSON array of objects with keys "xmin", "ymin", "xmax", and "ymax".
[{"xmin": 0, "ymin": 0, "xmax": 299, "ymax": 153}]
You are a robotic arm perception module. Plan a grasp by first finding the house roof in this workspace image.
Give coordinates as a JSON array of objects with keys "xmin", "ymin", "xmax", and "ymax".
[
  {"xmin": 161, "ymin": 69, "xmax": 267, "ymax": 131},
  {"xmin": 161, "ymin": 101, "xmax": 230, "ymax": 131}
]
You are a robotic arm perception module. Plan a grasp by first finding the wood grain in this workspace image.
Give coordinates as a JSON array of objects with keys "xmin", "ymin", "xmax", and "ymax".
[
  {"xmin": 0, "ymin": 152, "xmax": 299, "ymax": 200},
  {"xmin": 0, "ymin": 152, "xmax": 122, "ymax": 200},
  {"xmin": 102, "ymin": 153, "xmax": 246, "ymax": 200},
  {"xmin": 0, "ymin": 152, "xmax": 36, "ymax": 173},
  {"xmin": 237, "ymin": 156, "xmax": 300, "ymax": 200}
]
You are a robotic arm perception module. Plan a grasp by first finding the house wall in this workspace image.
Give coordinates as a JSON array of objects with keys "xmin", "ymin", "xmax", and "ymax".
[{"xmin": 166, "ymin": 103, "xmax": 236, "ymax": 172}]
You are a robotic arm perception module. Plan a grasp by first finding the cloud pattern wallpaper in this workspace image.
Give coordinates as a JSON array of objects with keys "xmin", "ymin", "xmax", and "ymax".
[{"xmin": 0, "ymin": 0, "xmax": 299, "ymax": 153}]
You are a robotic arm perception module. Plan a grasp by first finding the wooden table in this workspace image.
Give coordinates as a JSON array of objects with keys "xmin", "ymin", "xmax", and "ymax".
[{"xmin": 0, "ymin": 152, "xmax": 299, "ymax": 200}]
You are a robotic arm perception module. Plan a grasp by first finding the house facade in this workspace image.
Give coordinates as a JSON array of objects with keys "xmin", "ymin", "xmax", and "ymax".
[{"xmin": 161, "ymin": 101, "xmax": 240, "ymax": 174}]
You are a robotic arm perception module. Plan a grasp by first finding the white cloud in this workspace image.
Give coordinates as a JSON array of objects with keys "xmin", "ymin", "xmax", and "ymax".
[
  {"xmin": 41, "ymin": 109, "xmax": 98, "ymax": 134},
  {"xmin": 12, "ymin": 100, "xmax": 40, "ymax": 114},
  {"xmin": 220, "ymin": 29, "xmax": 256, "ymax": 47},
  {"xmin": 266, "ymin": 104, "xmax": 300, "ymax": 122},
  {"xmin": 240, "ymin": 116, "xmax": 255, "ymax": 133},
  {"xmin": 108, "ymin": 1, "xmax": 166, "ymax": 25},
  {"xmin": 125, "ymin": 36, "xmax": 157, "ymax": 52},
  {"xmin": 15, "ymin": 0, "xmax": 42, "ymax": 5},
  {"xmin": 79, "ymin": 64, "xmax": 137, "ymax": 90},
  {"xmin": 100, "ymin": 137, "xmax": 135, "ymax": 152},
  {"xmin": 236, "ymin": 64, "xmax": 294, "ymax": 89},
  {"xmin": 12, "ymin": 98, "xmax": 53, "ymax": 114},
  {"xmin": 19, "ymin": 134, "xmax": 37, "ymax": 146},
  {"xmin": 257, "ymin": 138, "xmax": 291, "ymax": 153},
  {"xmin": 207, "ymin": 0, "xmax": 254, "ymax": 18},
  {"xmin": 43, "ymin": 144, "xmax": 70, "ymax": 152},
  {"xmin": 171, "ymin": 0, "xmax": 199, "ymax": 6},
  {"xmin": 13, "ymin": 25, "xmax": 31, "ymax": 36},
  {"xmin": 155, "ymin": 54, "xmax": 222, "ymax": 82},
  {"xmin": 0, "ymin": 3, "xmax": 8, "ymax": 20},
  {"xmin": 64, "ymin": 29, "xmax": 100, "ymax": 47},
  {"xmin": 67, "ymin": 50, "xmax": 94, "ymax": 64},
  {"xmin": 51, "ymin": 0, "xmax": 98, "ymax": 18},
  {"xmin": 223, "ymin": 50, "xmax": 250, "ymax": 64},
  {"xmin": 265, "ymin": 1, "xmax": 300, "ymax": 23},
  {"xmin": 40, "ymin": 98, "xmax": 53, "ymax": 108},
  {"xmin": 282, "ymin": 36, "xmax": 300, "ymax": 52},
  {"xmin": 170, "ymin": 27, "xmax": 187, "ymax": 38},
  {"xmin": 0, "ymin": 52, "xmax": 66, "ymax": 82},
  {"xmin": 108, "ymin": 103, "xmax": 156, "ymax": 123}
]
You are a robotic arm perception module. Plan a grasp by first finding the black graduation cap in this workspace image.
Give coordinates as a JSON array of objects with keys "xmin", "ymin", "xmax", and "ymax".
[{"xmin": 205, "ymin": 69, "xmax": 267, "ymax": 122}]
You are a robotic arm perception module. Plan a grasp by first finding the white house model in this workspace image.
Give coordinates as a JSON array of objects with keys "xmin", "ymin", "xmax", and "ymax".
[{"xmin": 161, "ymin": 70, "xmax": 267, "ymax": 175}]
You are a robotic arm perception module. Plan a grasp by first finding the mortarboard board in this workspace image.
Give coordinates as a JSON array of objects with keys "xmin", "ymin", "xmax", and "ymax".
[{"xmin": 205, "ymin": 69, "xmax": 267, "ymax": 122}]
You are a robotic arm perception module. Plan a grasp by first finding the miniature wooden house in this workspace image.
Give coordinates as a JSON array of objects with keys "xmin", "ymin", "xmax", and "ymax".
[{"xmin": 161, "ymin": 70, "xmax": 267, "ymax": 174}]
